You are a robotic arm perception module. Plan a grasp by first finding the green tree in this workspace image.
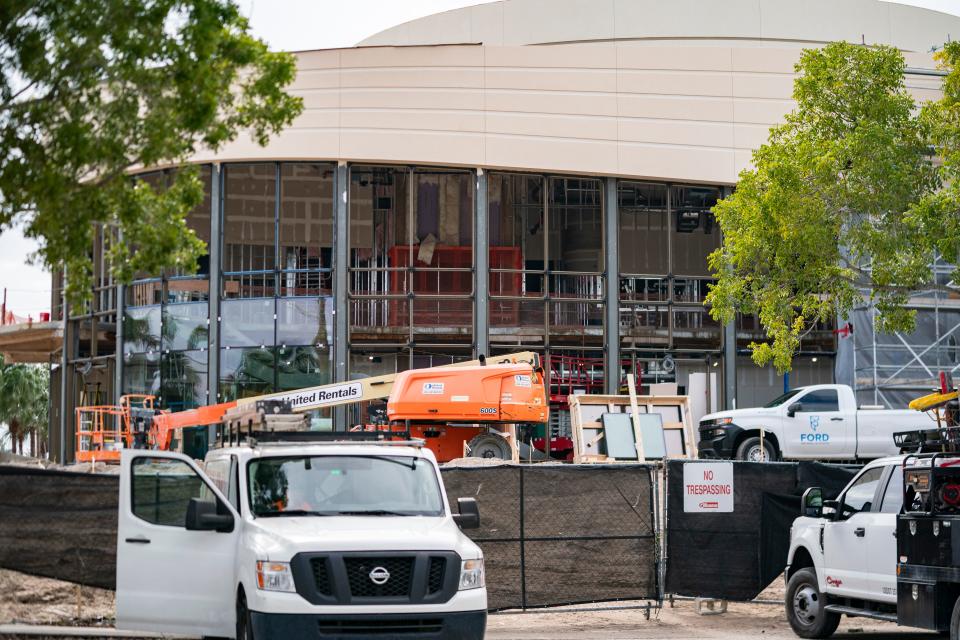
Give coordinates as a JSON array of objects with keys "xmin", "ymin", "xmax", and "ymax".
[
  {"xmin": 0, "ymin": 356, "xmax": 49, "ymax": 456},
  {"xmin": 0, "ymin": 0, "xmax": 303, "ymax": 304},
  {"xmin": 707, "ymin": 41, "xmax": 943, "ymax": 373}
]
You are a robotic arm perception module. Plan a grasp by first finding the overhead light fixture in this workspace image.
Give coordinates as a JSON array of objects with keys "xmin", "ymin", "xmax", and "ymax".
[
  {"xmin": 712, "ymin": 361, "xmax": 719, "ymax": 367},
  {"xmin": 812, "ymin": 357, "xmax": 818, "ymax": 363}
]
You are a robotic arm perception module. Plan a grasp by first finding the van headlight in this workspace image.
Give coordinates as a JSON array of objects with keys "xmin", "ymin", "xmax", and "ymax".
[
  {"xmin": 256, "ymin": 561, "xmax": 295, "ymax": 592},
  {"xmin": 459, "ymin": 558, "xmax": 485, "ymax": 590}
]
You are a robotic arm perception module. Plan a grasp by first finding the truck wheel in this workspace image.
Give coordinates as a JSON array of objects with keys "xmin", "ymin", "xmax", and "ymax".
[
  {"xmin": 786, "ymin": 568, "xmax": 840, "ymax": 639},
  {"xmin": 949, "ymin": 594, "xmax": 960, "ymax": 639},
  {"xmin": 236, "ymin": 590, "xmax": 255, "ymax": 640},
  {"xmin": 467, "ymin": 433, "xmax": 512, "ymax": 459},
  {"xmin": 736, "ymin": 436, "xmax": 777, "ymax": 462}
]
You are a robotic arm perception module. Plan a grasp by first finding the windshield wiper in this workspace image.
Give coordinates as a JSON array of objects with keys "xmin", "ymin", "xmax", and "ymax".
[
  {"xmin": 333, "ymin": 509, "xmax": 412, "ymax": 516},
  {"xmin": 256, "ymin": 509, "xmax": 335, "ymax": 518}
]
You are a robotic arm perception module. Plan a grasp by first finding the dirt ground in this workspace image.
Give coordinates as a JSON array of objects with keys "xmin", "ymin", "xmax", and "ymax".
[{"xmin": 0, "ymin": 570, "xmax": 938, "ymax": 639}]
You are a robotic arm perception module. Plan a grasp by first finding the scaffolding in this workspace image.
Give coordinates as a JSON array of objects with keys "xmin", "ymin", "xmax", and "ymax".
[{"xmin": 848, "ymin": 258, "xmax": 960, "ymax": 408}]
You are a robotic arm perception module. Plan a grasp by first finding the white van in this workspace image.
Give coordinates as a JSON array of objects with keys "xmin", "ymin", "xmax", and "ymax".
[{"xmin": 115, "ymin": 440, "xmax": 487, "ymax": 639}]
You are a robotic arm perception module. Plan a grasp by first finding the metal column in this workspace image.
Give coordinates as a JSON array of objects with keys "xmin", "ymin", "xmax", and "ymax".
[
  {"xmin": 604, "ymin": 177, "xmax": 620, "ymax": 394},
  {"xmin": 207, "ymin": 164, "xmax": 222, "ymax": 445},
  {"xmin": 115, "ymin": 249, "xmax": 124, "ymax": 405},
  {"xmin": 474, "ymin": 169, "xmax": 489, "ymax": 359},
  {"xmin": 58, "ymin": 272, "xmax": 69, "ymax": 464},
  {"xmin": 721, "ymin": 186, "xmax": 737, "ymax": 409},
  {"xmin": 333, "ymin": 162, "xmax": 349, "ymax": 430}
]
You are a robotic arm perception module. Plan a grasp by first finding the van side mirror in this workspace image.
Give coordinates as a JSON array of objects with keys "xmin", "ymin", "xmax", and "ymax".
[
  {"xmin": 185, "ymin": 497, "xmax": 234, "ymax": 533},
  {"xmin": 452, "ymin": 497, "xmax": 480, "ymax": 530},
  {"xmin": 787, "ymin": 402, "xmax": 802, "ymax": 418},
  {"xmin": 801, "ymin": 487, "xmax": 823, "ymax": 517}
]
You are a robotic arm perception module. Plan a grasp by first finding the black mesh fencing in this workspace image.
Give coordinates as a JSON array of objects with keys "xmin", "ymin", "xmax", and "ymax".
[
  {"xmin": 441, "ymin": 464, "xmax": 658, "ymax": 610},
  {"xmin": 0, "ymin": 466, "xmax": 120, "ymax": 590},
  {"xmin": 664, "ymin": 460, "xmax": 858, "ymax": 601}
]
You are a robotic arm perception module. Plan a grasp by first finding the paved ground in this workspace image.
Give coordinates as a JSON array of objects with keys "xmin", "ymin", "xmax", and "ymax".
[{"xmin": 0, "ymin": 570, "xmax": 940, "ymax": 640}]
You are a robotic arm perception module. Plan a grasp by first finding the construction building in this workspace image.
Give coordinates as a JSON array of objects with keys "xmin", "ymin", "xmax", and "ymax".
[{"xmin": 1, "ymin": 0, "xmax": 957, "ymax": 462}]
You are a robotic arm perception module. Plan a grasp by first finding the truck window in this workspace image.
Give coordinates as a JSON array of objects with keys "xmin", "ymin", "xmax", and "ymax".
[
  {"xmin": 131, "ymin": 457, "xmax": 215, "ymax": 527},
  {"xmin": 247, "ymin": 455, "xmax": 444, "ymax": 517},
  {"xmin": 879, "ymin": 465, "xmax": 904, "ymax": 514},
  {"xmin": 204, "ymin": 458, "xmax": 230, "ymax": 495},
  {"xmin": 797, "ymin": 389, "xmax": 839, "ymax": 412},
  {"xmin": 839, "ymin": 466, "xmax": 884, "ymax": 518},
  {"xmin": 763, "ymin": 389, "xmax": 803, "ymax": 408}
]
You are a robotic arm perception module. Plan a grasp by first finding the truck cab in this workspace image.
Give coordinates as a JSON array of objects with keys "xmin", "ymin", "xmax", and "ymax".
[
  {"xmin": 699, "ymin": 384, "xmax": 929, "ymax": 461},
  {"xmin": 114, "ymin": 440, "xmax": 487, "ymax": 639},
  {"xmin": 785, "ymin": 456, "xmax": 904, "ymax": 637}
]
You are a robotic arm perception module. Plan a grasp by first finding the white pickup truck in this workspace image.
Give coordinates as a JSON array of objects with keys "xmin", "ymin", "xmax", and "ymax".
[
  {"xmin": 785, "ymin": 456, "xmax": 903, "ymax": 637},
  {"xmin": 698, "ymin": 384, "xmax": 931, "ymax": 461},
  {"xmin": 114, "ymin": 440, "xmax": 487, "ymax": 639}
]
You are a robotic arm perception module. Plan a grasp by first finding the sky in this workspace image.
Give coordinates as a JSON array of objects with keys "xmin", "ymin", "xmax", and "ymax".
[{"xmin": 2, "ymin": 0, "xmax": 960, "ymax": 320}]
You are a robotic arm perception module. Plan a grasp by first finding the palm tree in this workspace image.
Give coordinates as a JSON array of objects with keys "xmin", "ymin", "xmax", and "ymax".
[{"xmin": 0, "ymin": 356, "xmax": 50, "ymax": 457}]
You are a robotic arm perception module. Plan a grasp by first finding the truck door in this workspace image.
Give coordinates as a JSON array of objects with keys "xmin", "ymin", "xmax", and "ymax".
[
  {"xmin": 822, "ymin": 466, "xmax": 885, "ymax": 599},
  {"xmin": 786, "ymin": 388, "xmax": 854, "ymax": 459},
  {"xmin": 116, "ymin": 450, "xmax": 239, "ymax": 637},
  {"xmin": 864, "ymin": 464, "xmax": 902, "ymax": 603}
]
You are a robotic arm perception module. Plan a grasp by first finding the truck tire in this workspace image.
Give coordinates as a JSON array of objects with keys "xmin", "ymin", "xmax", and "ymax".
[
  {"xmin": 950, "ymin": 594, "xmax": 960, "ymax": 639},
  {"xmin": 467, "ymin": 433, "xmax": 512, "ymax": 459},
  {"xmin": 736, "ymin": 436, "xmax": 777, "ymax": 462},
  {"xmin": 786, "ymin": 568, "xmax": 840, "ymax": 639},
  {"xmin": 236, "ymin": 590, "xmax": 255, "ymax": 640}
]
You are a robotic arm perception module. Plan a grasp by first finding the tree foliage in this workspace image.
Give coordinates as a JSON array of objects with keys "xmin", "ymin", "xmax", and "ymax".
[
  {"xmin": 708, "ymin": 41, "xmax": 954, "ymax": 372},
  {"xmin": 0, "ymin": 356, "xmax": 49, "ymax": 455},
  {"xmin": 0, "ymin": 0, "xmax": 303, "ymax": 304}
]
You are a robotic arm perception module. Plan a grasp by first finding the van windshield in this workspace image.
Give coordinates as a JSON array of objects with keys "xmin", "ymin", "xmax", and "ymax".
[
  {"xmin": 763, "ymin": 389, "xmax": 803, "ymax": 408},
  {"xmin": 247, "ymin": 455, "xmax": 444, "ymax": 517}
]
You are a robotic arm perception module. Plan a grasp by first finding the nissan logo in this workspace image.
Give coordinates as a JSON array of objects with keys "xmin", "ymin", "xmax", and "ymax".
[{"xmin": 369, "ymin": 566, "xmax": 390, "ymax": 585}]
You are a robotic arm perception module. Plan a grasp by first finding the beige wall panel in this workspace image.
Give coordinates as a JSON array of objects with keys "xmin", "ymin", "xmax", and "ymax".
[
  {"xmin": 194, "ymin": 130, "xmax": 342, "ymax": 163},
  {"xmin": 732, "ymin": 98, "xmax": 793, "ymax": 126},
  {"xmin": 617, "ymin": 94, "xmax": 734, "ymax": 122},
  {"xmin": 294, "ymin": 109, "xmax": 340, "ymax": 130},
  {"xmin": 297, "ymin": 90, "xmax": 340, "ymax": 111},
  {"xmin": 485, "ymin": 44, "xmax": 616, "ymax": 69},
  {"xmin": 618, "ymin": 143, "xmax": 735, "ymax": 184},
  {"xmin": 618, "ymin": 69, "xmax": 733, "ymax": 98},
  {"xmin": 910, "ymin": 88, "xmax": 945, "ymax": 104},
  {"xmin": 485, "ymin": 68, "xmax": 617, "ymax": 93},
  {"xmin": 290, "ymin": 69, "xmax": 339, "ymax": 91},
  {"xmin": 486, "ymin": 135, "xmax": 617, "ymax": 175},
  {"xmin": 731, "ymin": 73, "xmax": 795, "ymax": 99},
  {"xmin": 293, "ymin": 50, "xmax": 341, "ymax": 71},
  {"xmin": 888, "ymin": 4, "xmax": 957, "ymax": 52},
  {"xmin": 619, "ymin": 118, "xmax": 734, "ymax": 149},
  {"xmin": 733, "ymin": 123, "xmax": 774, "ymax": 150},
  {"xmin": 731, "ymin": 47, "xmax": 800, "ymax": 74},
  {"xmin": 486, "ymin": 112, "xmax": 616, "ymax": 140},
  {"xmin": 612, "ymin": 0, "xmax": 762, "ymax": 41},
  {"xmin": 616, "ymin": 45, "xmax": 733, "ymax": 72},
  {"xmin": 344, "ymin": 44, "xmax": 484, "ymax": 68},
  {"xmin": 758, "ymin": 0, "xmax": 891, "ymax": 45},
  {"xmin": 468, "ymin": 2, "xmax": 505, "ymax": 45},
  {"xmin": 734, "ymin": 149, "xmax": 754, "ymax": 176},
  {"xmin": 340, "ymin": 88, "xmax": 484, "ymax": 111},
  {"xmin": 501, "ymin": 0, "xmax": 616, "ymax": 46},
  {"xmin": 485, "ymin": 89, "xmax": 619, "ymax": 117},
  {"xmin": 903, "ymin": 51, "xmax": 940, "ymax": 69},
  {"xmin": 339, "ymin": 68, "xmax": 483, "ymax": 90},
  {"xmin": 339, "ymin": 130, "xmax": 485, "ymax": 167},
  {"xmin": 340, "ymin": 109, "xmax": 484, "ymax": 133}
]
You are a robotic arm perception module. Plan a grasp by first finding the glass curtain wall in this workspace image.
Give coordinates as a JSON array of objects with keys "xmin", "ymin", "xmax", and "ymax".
[
  {"xmin": 218, "ymin": 163, "xmax": 334, "ymax": 402},
  {"xmin": 487, "ymin": 173, "xmax": 604, "ymax": 349},
  {"xmin": 123, "ymin": 166, "xmax": 211, "ymax": 410},
  {"xmin": 348, "ymin": 165, "xmax": 473, "ymax": 366}
]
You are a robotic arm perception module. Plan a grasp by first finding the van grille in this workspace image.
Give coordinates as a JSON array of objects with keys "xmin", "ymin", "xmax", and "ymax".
[
  {"xmin": 427, "ymin": 557, "xmax": 446, "ymax": 594},
  {"xmin": 310, "ymin": 558, "xmax": 333, "ymax": 596},
  {"xmin": 317, "ymin": 618, "xmax": 443, "ymax": 635},
  {"xmin": 344, "ymin": 557, "xmax": 414, "ymax": 598}
]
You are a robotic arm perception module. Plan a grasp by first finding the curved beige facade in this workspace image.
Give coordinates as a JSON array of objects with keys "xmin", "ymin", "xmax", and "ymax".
[{"xmin": 192, "ymin": 0, "xmax": 957, "ymax": 185}]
